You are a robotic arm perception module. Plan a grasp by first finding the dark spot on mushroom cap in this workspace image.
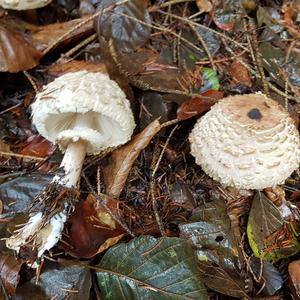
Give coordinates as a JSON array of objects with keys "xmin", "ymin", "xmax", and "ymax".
[{"xmin": 247, "ymin": 108, "xmax": 263, "ymax": 120}]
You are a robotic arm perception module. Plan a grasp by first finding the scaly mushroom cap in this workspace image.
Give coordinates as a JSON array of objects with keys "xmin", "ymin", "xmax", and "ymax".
[
  {"xmin": 32, "ymin": 71, "xmax": 135, "ymax": 154},
  {"xmin": 0, "ymin": 0, "xmax": 51, "ymax": 10},
  {"xmin": 189, "ymin": 93, "xmax": 300, "ymax": 190}
]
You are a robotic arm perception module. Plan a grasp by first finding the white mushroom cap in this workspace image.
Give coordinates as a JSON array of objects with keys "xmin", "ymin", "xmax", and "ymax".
[
  {"xmin": 31, "ymin": 71, "xmax": 135, "ymax": 155},
  {"xmin": 0, "ymin": 0, "xmax": 51, "ymax": 10},
  {"xmin": 189, "ymin": 93, "xmax": 300, "ymax": 190}
]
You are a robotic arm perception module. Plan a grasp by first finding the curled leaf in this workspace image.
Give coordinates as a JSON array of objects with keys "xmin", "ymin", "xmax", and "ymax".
[{"xmin": 103, "ymin": 119, "xmax": 161, "ymax": 198}]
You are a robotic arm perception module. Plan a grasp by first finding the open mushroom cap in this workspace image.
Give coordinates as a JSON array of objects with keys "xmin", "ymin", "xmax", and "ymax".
[
  {"xmin": 189, "ymin": 93, "xmax": 300, "ymax": 190},
  {"xmin": 0, "ymin": 0, "xmax": 51, "ymax": 10},
  {"xmin": 31, "ymin": 71, "xmax": 135, "ymax": 154}
]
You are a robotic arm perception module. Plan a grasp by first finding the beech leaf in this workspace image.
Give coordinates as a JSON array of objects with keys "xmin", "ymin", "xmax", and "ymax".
[{"xmin": 96, "ymin": 235, "xmax": 208, "ymax": 300}]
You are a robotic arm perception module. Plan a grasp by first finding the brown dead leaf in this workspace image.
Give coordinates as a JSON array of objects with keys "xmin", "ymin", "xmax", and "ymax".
[
  {"xmin": 103, "ymin": 119, "xmax": 161, "ymax": 198},
  {"xmin": 30, "ymin": 17, "xmax": 94, "ymax": 52},
  {"xmin": 0, "ymin": 141, "xmax": 10, "ymax": 152},
  {"xmin": 176, "ymin": 90, "xmax": 223, "ymax": 121},
  {"xmin": 62, "ymin": 194, "xmax": 124, "ymax": 258},
  {"xmin": 20, "ymin": 135, "xmax": 56, "ymax": 158},
  {"xmin": 0, "ymin": 25, "xmax": 42, "ymax": 73},
  {"xmin": 48, "ymin": 60, "xmax": 107, "ymax": 77},
  {"xmin": 0, "ymin": 253, "xmax": 24, "ymax": 296},
  {"xmin": 289, "ymin": 259, "xmax": 300, "ymax": 299},
  {"xmin": 228, "ymin": 60, "xmax": 252, "ymax": 87},
  {"xmin": 0, "ymin": 15, "xmax": 93, "ymax": 54}
]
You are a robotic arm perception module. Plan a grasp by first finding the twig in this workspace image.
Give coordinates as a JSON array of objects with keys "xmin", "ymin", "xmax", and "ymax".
[{"xmin": 150, "ymin": 125, "xmax": 179, "ymax": 236}]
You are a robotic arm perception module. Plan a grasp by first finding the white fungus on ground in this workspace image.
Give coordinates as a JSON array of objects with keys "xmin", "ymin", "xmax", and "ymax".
[
  {"xmin": 6, "ymin": 71, "xmax": 135, "ymax": 261},
  {"xmin": 189, "ymin": 93, "xmax": 300, "ymax": 190}
]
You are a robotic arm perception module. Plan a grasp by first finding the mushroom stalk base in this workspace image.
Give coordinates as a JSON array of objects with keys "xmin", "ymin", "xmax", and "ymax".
[{"xmin": 53, "ymin": 140, "xmax": 87, "ymax": 188}]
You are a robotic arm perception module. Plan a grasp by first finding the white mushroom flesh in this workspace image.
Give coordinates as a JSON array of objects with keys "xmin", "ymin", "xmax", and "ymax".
[{"xmin": 189, "ymin": 93, "xmax": 300, "ymax": 190}]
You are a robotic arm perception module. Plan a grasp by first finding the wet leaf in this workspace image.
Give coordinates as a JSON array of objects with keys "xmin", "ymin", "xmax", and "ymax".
[
  {"xmin": 257, "ymin": 6, "xmax": 283, "ymax": 34},
  {"xmin": 13, "ymin": 262, "xmax": 91, "ymax": 300},
  {"xmin": 62, "ymin": 194, "xmax": 124, "ymax": 259},
  {"xmin": 0, "ymin": 175, "xmax": 52, "ymax": 218},
  {"xmin": 48, "ymin": 60, "xmax": 107, "ymax": 77},
  {"xmin": 103, "ymin": 119, "xmax": 161, "ymax": 198},
  {"xmin": 108, "ymin": 45, "xmax": 197, "ymax": 95},
  {"xmin": 20, "ymin": 135, "xmax": 56, "ymax": 158},
  {"xmin": 96, "ymin": 0, "xmax": 151, "ymax": 52},
  {"xmin": 0, "ymin": 15, "xmax": 93, "ymax": 53},
  {"xmin": 250, "ymin": 257, "xmax": 283, "ymax": 296},
  {"xmin": 176, "ymin": 90, "xmax": 223, "ymax": 121},
  {"xmin": 289, "ymin": 259, "xmax": 300, "ymax": 300},
  {"xmin": 247, "ymin": 192, "xmax": 300, "ymax": 261},
  {"xmin": 198, "ymin": 261, "xmax": 249, "ymax": 298},
  {"xmin": 0, "ymin": 253, "xmax": 24, "ymax": 297},
  {"xmin": 96, "ymin": 235, "xmax": 208, "ymax": 300},
  {"xmin": 139, "ymin": 92, "xmax": 177, "ymax": 130},
  {"xmin": 213, "ymin": 0, "xmax": 242, "ymax": 31},
  {"xmin": 0, "ymin": 26, "xmax": 42, "ymax": 73},
  {"xmin": 228, "ymin": 60, "xmax": 252, "ymax": 87},
  {"xmin": 179, "ymin": 199, "xmax": 246, "ymax": 297}
]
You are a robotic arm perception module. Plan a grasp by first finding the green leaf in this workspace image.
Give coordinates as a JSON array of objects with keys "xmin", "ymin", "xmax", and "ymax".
[{"xmin": 96, "ymin": 236, "xmax": 208, "ymax": 300}]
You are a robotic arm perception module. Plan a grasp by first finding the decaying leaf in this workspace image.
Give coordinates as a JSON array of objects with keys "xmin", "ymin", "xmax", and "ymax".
[
  {"xmin": 96, "ymin": 235, "xmax": 208, "ymax": 299},
  {"xmin": 228, "ymin": 60, "xmax": 252, "ymax": 87},
  {"xmin": 196, "ymin": 0, "xmax": 212, "ymax": 13},
  {"xmin": 14, "ymin": 262, "xmax": 91, "ymax": 300},
  {"xmin": 62, "ymin": 194, "xmax": 124, "ymax": 258},
  {"xmin": 0, "ymin": 25, "xmax": 42, "ymax": 73},
  {"xmin": 250, "ymin": 257, "xmax": 283, "ymax": 296},
  {"xmin": 176, "ymin": 90, "xmax": 223, "ymax": 120},
  {"xmin": 247, "ymin": 192, "xmax": 300, "ymax": 261},
  {"xmin": 289, "ymin": 259, "xmax": 300, "ymax": 299},
  {"xmin": 48, "ymin": 60, "xmax": 107, "ymax": 77},
  {"xmin": 96, "ymin": 0, "xmax": 151, "ymax": 52},
  {"xmin": 103, "ymin": 119, "xmax": 161, "ymax": 198},
  {"xmin": 0, "ymin": 253, "xmax": 24, "ymax": 296},
  {"xmin": 179, "ymin": 199, "xmax": 247, "ymax": 298},
  {"xmin": 20, "ymin": 135, "xmax": 56, "ymax": 158}
]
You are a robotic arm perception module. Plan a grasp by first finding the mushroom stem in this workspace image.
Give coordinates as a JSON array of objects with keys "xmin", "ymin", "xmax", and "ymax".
[{"xmin": 53, "ymin": 140, "xmax": 87, "ymax": 188}]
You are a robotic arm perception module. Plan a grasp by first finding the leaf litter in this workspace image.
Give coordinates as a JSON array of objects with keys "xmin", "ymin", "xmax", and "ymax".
[{"xmin": 1, "ymin": 0, "xmax": 300, "ymax": 299}]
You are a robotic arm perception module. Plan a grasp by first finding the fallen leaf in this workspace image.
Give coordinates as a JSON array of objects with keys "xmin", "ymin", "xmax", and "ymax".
[
  {"xmin": 250, "ymin": 257, "xmax": 283, "ymax": 296},
  {"xmin": 0, "ymin": 25, "xmax": 42, "ymax": 73},
  {"xmin": 96, "ymin": 236, "xmax": 208, "ymax": 299},
  {"xmin": 48, "ymin": 60, "xmax": 107, "ymax": 77},
  {"xmin": 176, "ymin": 90, "xmax": 223, "ymax": 120},
  {"xmin": 14, "ymin": 261, "xmax": 91, "ymax": 300},
  {"xmin": 247, "ymin": 192, "xmax": 300, "ymax": 261},
  {"xmin": 62, "ymin": 194, "xmax": 124, "ymax": 258},
  {"xmin": 20, "ymin": 135, "xmax": 56, "ymax": 158},
  {"xmin": 96, "ymin": 0, "xmax": 151, "ymax": 52},
  {"xmin": 0, "ymin": 253, "xmax": 24, "ymax": 296},
  {"xmin": 103, "ymin": 119, "xmax": 161, "ymax": 198},
  {"xmin": 289, "ymin": 259, "xmax": 300, "ymax": 299},
  {"xmin": 228, "ymin": 60, "xmax": 252, "ymax": 87}
]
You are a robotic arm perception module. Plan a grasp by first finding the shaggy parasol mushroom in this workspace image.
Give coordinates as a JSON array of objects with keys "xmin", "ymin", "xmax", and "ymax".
[
  {"xmin": 189, "ymin": 93, "xmax": 300, "ymax": 190},
  {"xmin": 0, "ymin": 0, "xmax": 51, "ymax": 10},
  {"xmin": 6, "ymin": 71, "xmax": 135, "ymax": 261}
]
